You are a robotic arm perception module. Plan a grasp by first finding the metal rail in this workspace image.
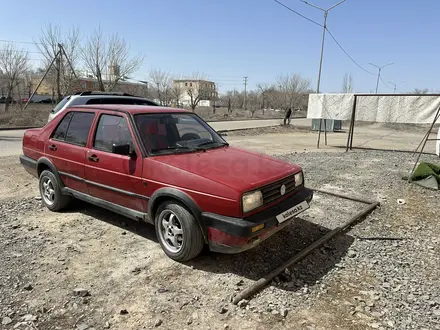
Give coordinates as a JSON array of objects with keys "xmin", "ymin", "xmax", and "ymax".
[{"xmin": 231, "ymin": 188, "xmax": 379, "ymax": 305}]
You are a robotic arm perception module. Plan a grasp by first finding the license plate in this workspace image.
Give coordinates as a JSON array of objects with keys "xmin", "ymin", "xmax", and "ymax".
[{"xmin": 276, "ymin": 201, "xmax": 309, "ymax": 223}]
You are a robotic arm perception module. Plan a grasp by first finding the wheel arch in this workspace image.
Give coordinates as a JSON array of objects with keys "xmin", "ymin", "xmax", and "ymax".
[
  {"xmin": 148, "ymin": 188, "xmax": 208, "ymax": 243},
  {"xmin": 36, "ymin": 157, "xmax": 65, "ymax": 189}
]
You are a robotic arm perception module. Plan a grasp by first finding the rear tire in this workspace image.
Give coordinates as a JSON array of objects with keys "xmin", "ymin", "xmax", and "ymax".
[
  {"xmin": 155, "ymin": 201, "xmax": 204, "ymax": 261},
  {"xmin": 39, "ymin": 170, "xmax": 71, "ymax": 211}
]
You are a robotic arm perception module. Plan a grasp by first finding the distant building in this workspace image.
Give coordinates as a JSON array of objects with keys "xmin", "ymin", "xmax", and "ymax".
[{"xmin": 173, "ymin": 79, "xmax": 217, "ymax": 107}]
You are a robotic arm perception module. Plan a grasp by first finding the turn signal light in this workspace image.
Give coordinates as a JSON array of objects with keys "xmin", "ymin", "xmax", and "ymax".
[{"xmin": 251, "ymin": 223, "xmax": 265, "ymax": 233}]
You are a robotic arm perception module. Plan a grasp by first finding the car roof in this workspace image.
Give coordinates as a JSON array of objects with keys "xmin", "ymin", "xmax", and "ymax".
[
  {"xmin": 70, "ymin": 104, "xmax": 192, "ymax": 115},
  {"xmin": 70, "ymin": 94, "xmax": 152, "ymax": 100}
]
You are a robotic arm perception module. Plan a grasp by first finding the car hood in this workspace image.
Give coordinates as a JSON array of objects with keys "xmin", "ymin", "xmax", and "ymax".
[{"xmin": 150, "ymin": 146, "xmax": 300, "ymax": 192}]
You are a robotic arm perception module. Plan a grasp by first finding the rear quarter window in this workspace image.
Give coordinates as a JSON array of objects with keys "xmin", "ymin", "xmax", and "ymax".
[
  {"xmin": 52, "ymin": 111, "xmax": 95, "ymax": 147},
  {"xmin": 52, "ymin": 112, "xmax": 73, "ymax": 140}
]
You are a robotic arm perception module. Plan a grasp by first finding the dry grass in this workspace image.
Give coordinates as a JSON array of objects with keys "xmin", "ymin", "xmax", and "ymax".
[
  {"xmin": 0, "ymin": 103, "xmax": 305, "ymax": 128},
  {"xmin": 0, "ymin": 104, "xmax": 52, "ymax": 128}
]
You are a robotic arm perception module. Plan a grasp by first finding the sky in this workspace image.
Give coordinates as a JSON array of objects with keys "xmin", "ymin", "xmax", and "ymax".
[{"xmin": 0, "ymin": 0, "xmax": 439, "ymax": 94}]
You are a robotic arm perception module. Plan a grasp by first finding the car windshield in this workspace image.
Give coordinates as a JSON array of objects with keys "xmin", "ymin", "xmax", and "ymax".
[{"xmin": 134, "ymin": 113, "xmax": 228, "ymax": 155}]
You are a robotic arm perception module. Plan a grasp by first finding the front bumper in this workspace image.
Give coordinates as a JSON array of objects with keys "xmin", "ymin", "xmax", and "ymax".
[{"xmin": 202, "ymin": 187, "xmax": 313, "ymax": 253}]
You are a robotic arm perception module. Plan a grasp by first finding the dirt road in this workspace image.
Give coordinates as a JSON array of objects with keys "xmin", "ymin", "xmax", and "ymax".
[{"xmin": 224, "ymin": 123, "xmax": 438, "ymax": 155}]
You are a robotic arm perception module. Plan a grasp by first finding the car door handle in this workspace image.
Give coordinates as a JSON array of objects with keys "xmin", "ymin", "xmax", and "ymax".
[
  {"xmin": 88, "ymin": 154, "xmax": 99, "ymax": 162},
  {"xmin": 48, "ymin": 144, "xmax": 57, "ymax": 151}
]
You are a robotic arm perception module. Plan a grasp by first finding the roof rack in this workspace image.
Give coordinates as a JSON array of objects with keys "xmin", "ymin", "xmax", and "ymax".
[{"xmin": 73, "ymin": 91, "xmax": 136, "ymax": 97}]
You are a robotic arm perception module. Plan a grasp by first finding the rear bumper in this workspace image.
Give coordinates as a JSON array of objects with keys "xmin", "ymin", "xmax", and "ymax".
[
  {"xmin": 19, "ymin": 155, "xmax": 38, "ymax": 178},
  {"xmin": 202, "ymin": 187, "xmax": 313, "ymax": 253}
]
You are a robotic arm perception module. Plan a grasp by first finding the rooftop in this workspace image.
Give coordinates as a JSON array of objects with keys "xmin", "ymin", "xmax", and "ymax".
[{"xmin": 173, "ymin": 79, "xmax": 215, "ymax": 83}]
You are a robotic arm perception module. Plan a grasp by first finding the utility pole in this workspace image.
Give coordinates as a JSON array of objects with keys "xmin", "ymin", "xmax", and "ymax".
[
  {"xmin": 369, "ymin": 62, "xmax": 394, "ymax": 93},
  {"xmin": 23, "ymin": 50, "xmax": 61, "ymax": 111},
  {"xmin": 301, "ymin": 0, "xmax": 345, "ymax": 94},
  {"xmin": 56, "ymin": 43, "xmax": 63, "ymax": 103},
  {"xmin": 243, "ymin": 76, "xmax": 248, "ymax": 110},
  {"xmin": 388, "ymin": 81, "xmax": 397, "ymax": 93},
  {"xmin": 23, "ymin": 45, "xmax": 83, "ymax": 111},
  {"xmin": 59, "ymin": 44, "xmax": 83, "ymax": 93},
  {"xmin": 301, "ymin": 0, "xmax": 345, "ymax": 148}
]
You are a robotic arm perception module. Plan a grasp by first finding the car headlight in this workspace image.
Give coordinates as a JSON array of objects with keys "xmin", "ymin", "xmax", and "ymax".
[
  {"xmin": 242, "ymin": 190, "xmax": 263, "ymax": 213},
  {"xmin": 295, "ymin": 172, "xmax": 304, "ymax": 187}
]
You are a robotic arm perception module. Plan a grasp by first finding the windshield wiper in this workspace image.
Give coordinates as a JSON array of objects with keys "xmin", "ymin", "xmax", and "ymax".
[
  {"xmin": 195, "ymin": 141, "xmax": 229, "ymax": 150},
  {"xmin": 150, "ymin": 146, "xmax": 196, "ymax": 153}
]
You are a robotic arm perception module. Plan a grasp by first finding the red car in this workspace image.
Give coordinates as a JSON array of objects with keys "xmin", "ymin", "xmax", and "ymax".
[{"xmin": 20, "ymin": 105, "xmax": 313, "ymax": 261}]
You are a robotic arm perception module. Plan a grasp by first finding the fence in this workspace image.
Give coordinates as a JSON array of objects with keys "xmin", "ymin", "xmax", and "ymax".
[{"xmin": 307, "ymin": 93, "xmax": 440, "ymax": 153}]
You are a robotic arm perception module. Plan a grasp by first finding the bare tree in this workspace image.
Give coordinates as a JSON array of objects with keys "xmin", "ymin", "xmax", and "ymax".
[
  {"xmin": 220, "ymin": 89, "xmax": 261, "ymax": 117},
  {"xmin": 223, "ymin": 89, "xmax": 242, "ymax": 112},
  {"xmin": 260, "ymin": 85, "xmax": 281, "ymax": 110},
  {"xmin": 81, "ymin": 29, "xmax": 143, "ymax": 92},
  {"xmin": 257, "ymin": 83, "xmax": 272, "ymax": 115},
  {"xmin": 149, "ymin": 69, "xmax": 172, "ymax": 105},
  {"xmin": 0, "ymin": 43, "xmax": 29, "ymax": 112},
  {"xmin": 276, "ymin": 73, "xmax": 311, "ymax": 111},
  {"xmin": 246, "ymin": 90, "xmax": 261, "ymax": 117},
  {"xmin": 171, "ymin": 78, "xmax": 184, "ymax": 107},
  {"xmin": 36, "ymin": 24, "xmax": 81, "ymax": 101},
  {"xmin": 412, "ymin": 88, "xmax": 429, "ymax": 94},
  {"xmin": 15, "ymin": 69, "xmax": 34, "ymax": 106},
  {"xmin": 342, "ymin": 73, "xmax": 353, "ymax": 93}
]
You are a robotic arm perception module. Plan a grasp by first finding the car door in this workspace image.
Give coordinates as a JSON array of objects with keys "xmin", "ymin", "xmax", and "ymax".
[
  {"xmin": 45, "ymin": 110, "xmax": 95, "ymax": 194},
  {"xmin": 84, "ymin": 111, "xmax": 146, "ymax": 213}
]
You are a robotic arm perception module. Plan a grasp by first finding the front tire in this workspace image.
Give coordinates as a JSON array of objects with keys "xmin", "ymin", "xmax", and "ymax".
[
  {"xmin": 39, "ymin": 170, "xmax": 71, "ymax": 211},
  {"xmin": 155, "ymin": 201, "xmax": 204, "ymax": 262}
]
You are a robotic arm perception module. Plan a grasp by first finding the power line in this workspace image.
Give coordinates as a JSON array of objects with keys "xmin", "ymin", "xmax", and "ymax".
[
  {"xmin": 0, "ymin": 49, "xmax": 42, "ymax": 55},
  {"xmin": 325, "ymin": 28, "xmax": 375, "ymax": 76},
  {"xmin": 379, "ymin": 75, "xmax": 391, "ymax": 89},
  {"xmin": 0, "ymin": 39, "xmax": 42, "ymax": 45},
  {"xmin": 272, "ymin": 0, "xmax": 323, "ymax": 27},
  {"xmin": 369, "ymin": 62, "xmax": 394, "ymax": 93},
  {"xmin": 272, "ymin": 0, "xmax": 377, "ymax": 79}
]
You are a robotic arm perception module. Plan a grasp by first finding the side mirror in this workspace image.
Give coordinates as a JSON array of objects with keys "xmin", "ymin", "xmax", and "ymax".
[{"xmin": 112, "ymin": 143, "xmax": 136, "ymax": 158}]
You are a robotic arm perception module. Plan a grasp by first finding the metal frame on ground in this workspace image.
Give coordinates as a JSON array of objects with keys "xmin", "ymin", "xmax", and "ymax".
[{"xmin": 231, "ymin": 188, "xmax": 380, "ymax": 304}]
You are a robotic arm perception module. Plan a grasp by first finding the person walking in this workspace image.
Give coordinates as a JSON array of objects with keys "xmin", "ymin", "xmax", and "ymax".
[{"xmin": 284, "ymin": 108, "xmax": 292, "ymax": 125}]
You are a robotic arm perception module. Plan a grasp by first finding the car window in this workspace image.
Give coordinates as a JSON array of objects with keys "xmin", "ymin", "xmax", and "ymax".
[
  {"xmin": 176, "ymin": 116, "xmax": 212, "ymax": 140},
  {"xmin": 135, "ymin": 113, "xmax": 226, "ymax": 154},
  {"xmin": 86, "ymin": 98, "xmax": 157, "ymax": 106},
  {"xmin": 93, "ymin": 114, "xmax": 133, "ymax": 153},
  {"xmin": 52, "ymin": 96, "xmax": 71, "ymax": 113},
  {"xmin": 52, "ymin": 112, "xmax": 74, "ymax": 141},
  {"xmin": 64, "ymin": 112, "xmax": 95, "ymax": 146}
]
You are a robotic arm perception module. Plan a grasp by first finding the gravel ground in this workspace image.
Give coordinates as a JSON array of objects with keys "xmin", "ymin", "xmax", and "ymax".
[
  {"xmin": 1, "ymin": 150, "xmax": 440, "ymax": 330},
  {"xmin": 224, "ymin": 121, "xmax": 440, "ymax": 136}
]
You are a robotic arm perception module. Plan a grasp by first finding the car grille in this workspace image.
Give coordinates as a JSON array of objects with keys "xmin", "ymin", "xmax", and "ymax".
[{"xmin": 261, "ymin": 173, "xmax": 297, "ymax": 205}]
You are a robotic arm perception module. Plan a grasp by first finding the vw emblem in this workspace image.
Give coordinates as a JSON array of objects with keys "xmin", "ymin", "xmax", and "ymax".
[{"xmin": 280, "ymin": 184, "xmax": 286, "ymax": 195}]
